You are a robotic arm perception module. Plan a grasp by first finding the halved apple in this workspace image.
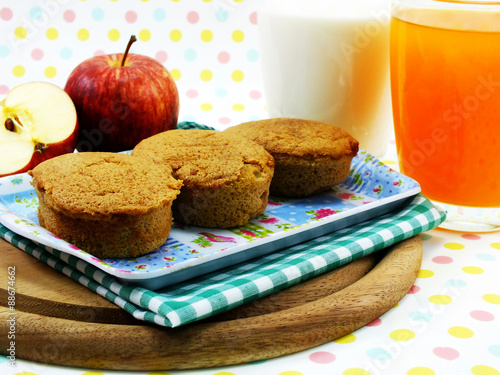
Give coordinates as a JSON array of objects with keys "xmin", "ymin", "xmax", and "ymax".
[{"xmin": 0, "ymin": 82, "xmax": 78, "ymax": 177}]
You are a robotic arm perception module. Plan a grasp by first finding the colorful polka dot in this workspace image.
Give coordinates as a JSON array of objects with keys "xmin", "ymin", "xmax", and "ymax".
[
  {"xmin": 366, "ymin": 347, "xmax": 392, "ymax": 360},
  {"xmin": 232, "ymin": 103, "xmax": 245, "ymax": 111},
  {"xmin": 232, "ymin": 30, "xmax": 245, "ymax": 42},
  {"xmin": 91, "ymin": 8, "xmax": 105, "ymax": 21},
  {"xmin": 462, "ymin": 266, "xmax": 484, "ymax": 275},
  {"xmin": 31, "ymin": 48, "xmax": 43, "ymax": 60},
  {"xmin": 0, "ymin": 7, "xmax": 13, "ymax": 20},
  {"xmin": 200, "ymin": 69, "xmax": 213, "ymax": 81},
  {"xmin": 483, "ymin": 293, "xmax": 500, "ymax": 304},
  {"xmin": 64, "ymin": 9, "xmax": 76, "ymax": 22},
  {"xmin": 407, "ymin": 367, "xmax": 436, "ymax": 375},
  {"xmin": 231, "ymin": 69, "xmax": 244, "ymax": 82},
  {"xmin": 309, "ymin": 351, "xmax": 336, "ymax": 364},
  {"xmin": 334, "ymin": 333, "xmax": 356, "ymax": 344},
  {"xmin": 429, "ymin": 294, "xmax": 453, "ymax": 305},
  {"xmin": 471, "ymin": 365, "xmax": 500, "ymax": 375},
  {"xmin": 249, "ymin": 11, "xmax": 258, "ymax": 24},
  {"xmin": 139, "ymin": 29, "xmax": 151, "ymax": 42},
  {"xmin": 445, "ymin": 278, "xmax": 468, "ymax": 289},
  {"xmin": 170, "ymin": 29, "xmax": 182, "ymax": 42},
  {"xmin": 12, "ymin": 65, "xmax": 25, "ymax": 77},
  {"xmin": 201, "ymin": 29, "xmax": 213, "ymax": 42},
  {"xmin": 108, "ymin": 29, "xmax": 120, "ymax": 41},
  {"xmin": 343, "ymin": 368, "xmax": 370, "ymax": 375},
  {"xmin": 462, "ymin": 234, "xmax": 481, "ymax": 240},
  {"xmin": 218, "ymin": 51, "xmax": 230, "ymax": 63},
  {"xmin": 389, "ymin": 329, "xmax": 415, "ymax": 341},
  {"xmin": 366, "ymin": 318, "xmax": 382, "ymax": 326},
  {"xmin": 432, "ymin": 256, "xmax": 453, "ymax": 264},
  {"xmin": 77, "ymin": 28, "xmax": 90, "ymax": 41},
  {"xmin": 187, "ymin": 11, "xmax": 199, "ymax": 23},
  {"xmin": 432, "ymin": 346, "xmax": 459, "ymax": 360},
  {"xmin": 153, "ymin": 8, "xmax": 166, "ymax": 21},
  {"xmin": 417, "ymin": 269, "xmax": 434, "ymax": 278},
  {"xmin": 448, "ymin": 326, "xmax": 474, "ymax": 338},
  {"xmin": 470, "ymin": 310, "xmax": 494, "ymax": 321},
  {"xmin": 170, "ymin": 68, "xmax": 181, "ymax": 81},
  {"xmin": 14, "ymin": 26, "xmax": 28, "ymax": 39},
  {"xmin": 44, "ymin": 66, "xmax": 57, "ymax": 78},
  {"xmin": 491, "ymin": 243, "xmax": 500, "ymax": 250},
  {"xmin": 46, "ymin": 28, "xmax": 59, "ymax": 40},
  {"xmin": 249, "ymin": 90, "xmax": 262, "ymax": 99},
  {"xmin": 444, "ymin": 242, "xmax": 465, "ymax": 250},
  {"xmin": 0, "ymin": 45, "xmax": 9, "ymax": 58},
  {"xmin": 125, "ymin": 10, "xmax": 137, "ymax": 23},
  {"xmin": 407, "ymin": 285, "xmax": 420, "ymax": 294},
  {"xmin": 489, "ymin": 344, "xmax": 500, "ymax": 357},
  {"xmin": 409, "ymin": 311, "xmax": 434, "ymax": 322},
  {"xmin": 201, "ymin": 103, "xmax": 213, "ymax": 111}
]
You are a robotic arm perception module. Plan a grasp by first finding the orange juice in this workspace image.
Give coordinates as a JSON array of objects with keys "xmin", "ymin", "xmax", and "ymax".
[{"xmin": 391, "ymin": 6, "xmax": 500, "ymax": 207}]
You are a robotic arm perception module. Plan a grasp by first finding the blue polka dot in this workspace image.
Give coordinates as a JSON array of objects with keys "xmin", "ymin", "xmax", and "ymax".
[
  {"xmin": 476, "ymin": 253, "xmax": 496, "ymax": 261},
  {"xmin": 409, "ymin": 311, "xmax": 434, "ymax": 322},
  {"xmin": 246, "ymin": 49, "xmax": 259, "ymax": 62},
  {"xmin": 366, "ymin": 348, "xmax": 392, "ymax": 361},
  {"xmin": 216, "ymin": 9, "xmax": 228, "ymax": 21},
  {"xmin": 0, "ymin": 45, "xmax": 10, "ymax": 58},
  {"xmin": 91, "ymin": 8, "xmax": 104, "ymax": 21},
  {"xmin": 445, "ymin": 278, "xmax": 468, "ymax": 289},
  {"xmin": 248, "ymin": 116, "xmax": 263, "ymax": 122},
  {"xmin": 154, "ymin": 8, "xmax": 166, "ymax": 21},
  {"xmin": 215, "ymin": 87, "xmax": 228, "ymax": 97},
  {"xmin": 181, "ymin": 115, "xmax": 197, "ymax": 123},
  {"xmin": 184, "ymin": 48, "xmax": 196, "ymax": 61},
  {"xmin": 30, "ymin": 6, "xmax": 43, "ymax": 21},
  {"xmin": 60, "ymin": 47, "xmax": 73, "ymax": 59},
  {"xmin": 489, "ymin": 345, "xmax": 500, "ymax": 358},
  {"xmin": 0, "ymin": 355, "xmax": 9, "ymax": 363}
]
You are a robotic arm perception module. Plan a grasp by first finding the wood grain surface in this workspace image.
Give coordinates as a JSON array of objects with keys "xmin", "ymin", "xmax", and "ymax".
[{"xmin": 0, "ymin": 235, "xmax": 423, "ymax": 371}]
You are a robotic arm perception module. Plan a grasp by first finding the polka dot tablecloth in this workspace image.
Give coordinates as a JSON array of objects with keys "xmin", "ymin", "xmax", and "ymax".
[{"xmin": 1, "ymin": 1, "xmax": 500, "ymax": 375}]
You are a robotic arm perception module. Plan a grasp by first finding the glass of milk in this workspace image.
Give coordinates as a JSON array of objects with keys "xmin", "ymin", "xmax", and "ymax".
[{"xmin": 258, "ymin": 0, "xmax": 392, "ymax": 157}]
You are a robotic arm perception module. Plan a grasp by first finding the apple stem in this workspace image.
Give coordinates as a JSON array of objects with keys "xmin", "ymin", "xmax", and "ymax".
[{"xmin": 121, "ymin": 35, "xmax": 137, "ymax": 67}]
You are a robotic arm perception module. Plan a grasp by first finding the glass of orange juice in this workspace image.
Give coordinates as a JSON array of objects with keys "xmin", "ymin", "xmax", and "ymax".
[{"xmin": 391, "ymin": 0, "xmax": 500, "ymax": 232}]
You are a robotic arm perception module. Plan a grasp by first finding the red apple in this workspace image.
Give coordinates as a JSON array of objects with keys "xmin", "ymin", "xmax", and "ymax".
[
  {"xmin": 64, "ymin": 35, "xmax": 179, "ymax": 152},
  {"xmin": 0, "ymin": 81, "xmax": 78, "ymax": 177}
]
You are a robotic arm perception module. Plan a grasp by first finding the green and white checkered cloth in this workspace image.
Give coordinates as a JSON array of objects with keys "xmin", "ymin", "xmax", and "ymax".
[{"xmin": 0, "ymin": 193, "xmax": 446, "ymax": 327}]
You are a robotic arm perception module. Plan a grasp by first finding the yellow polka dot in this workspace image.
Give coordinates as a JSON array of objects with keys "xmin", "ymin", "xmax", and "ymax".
[
  {"xmin": 444, "ymin": 242, "xmax": 465, "ymax": 250},
  {"xmin": 14, "ymin": 26, "xmax": 28, "ymax": 39},
  {"xmin": 12, "ymin": 65, "xmax": 25, "ymax": 77},
  {"xmin": 232, "ymin": 103, "xmax": 245, "ymax": 112},
  {"xmin": 343, "ymin": 369, "xmax": 370, "ymax": 375},
  {"xmin": 231, "ymin": 70, "xmax": 244, "ymax": 82},
  {"xmin": 81, "ymin": 372, "xmax": 105, "ymax": 375},
  {"xmin": 200, "ymin": 69, "xmax": 213, "ymax": 82},
  {"xmin": 77, "ymin": 28, "xmax": 90, "ymax": 41},
  {"xmin": 13, "ymin": 372, "xmax": 38, "ymax": 375},
  {"xmin": 232, "ymin": 30, "xmax": 245, "ymax": 42},
  {"xmin": 408, "ymin": 367, "xmax": 436, "ymax": 375},
  {"xmin": 44, "ymin": 66, "xmax": 57, "ymax": 78},
  {"xmin": 471, "ymin": 365, "xmax": 500, "ymax": 375},
  {"xmin": 201, "ymin": 103, "xmax": 213, "ymax": 111},
  {"xmin": 462, "ymin": 266, "xmax": 484, "ymax": 275},
  {"xmin": 428, "ymin": 294, "xmax": 453, "ymax": 305},
  {"xmin": 214, "ymin": 372, "xmax": 237, "ymax": 375},
  {"xmin": 138, "ymin": 29, "xmax": 151, "ymax": 42},
  {"xmin": 46, "ymin": 27, "xmax": 58, "ymax": 40},
  {"xmin": 491, "ymin": 243, "xmax": 500, "ymax": 250},
  {"xmin": 389, "ymin": 329, "xmax": 415, "ymax": 341},
  {"xmin": 146, "ymin": 373, "xmax": 170, "ymax": 375},
  {"xmin": 233, "ymin": 0, "xmax": 244, "ymax": 2},
  {"xmin": 448, "ymin": 326, "xmax": 474, "ymax": 338},
  {"xmin": 417, "ymin": 269, "xmax": 434, "ymax": 278},
  {"xmin": 170, "ymin": 29, "xmax": 182, "ymax": 42},
  {"xmin": 201, "ymin": 30, "xmax": 213, "ymax": 42},
  {"xmin": 202, "ymin": 0, "xmax": 212, "ymax": 2},
  {"xmin": 170, "ymin": 69, "xmax": 181, "ymax": 81},
  {"xmin": 334, "ymin": 333, "xmax": 356, "ymax": 344},
  {"xmin": 483, "ymin": 293, "xmax": 500, "ymax": 304},
  {"xmin": 108, "ymin": 29, "xmax": 120, "ymax": 41}
]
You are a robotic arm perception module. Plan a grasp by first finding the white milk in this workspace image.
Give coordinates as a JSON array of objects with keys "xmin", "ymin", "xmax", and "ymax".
[{"xmin": 258, "ymin": 0, "xmax": 392, "ymax": 157}]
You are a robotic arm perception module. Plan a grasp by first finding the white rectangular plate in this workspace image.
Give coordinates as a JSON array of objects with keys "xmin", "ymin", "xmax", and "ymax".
[{"xmin": 0, "ymin": 150, "xmax": 420, "ymax": 290}]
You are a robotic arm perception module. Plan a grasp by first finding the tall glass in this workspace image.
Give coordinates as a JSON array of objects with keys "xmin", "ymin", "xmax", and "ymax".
[{"xmin": 391, "ymin": 0, "xmax": 500, "ymax": 232}]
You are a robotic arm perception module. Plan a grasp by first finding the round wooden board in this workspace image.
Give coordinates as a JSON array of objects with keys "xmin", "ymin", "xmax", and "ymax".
[{"xmin": 0, "ymin": 235, "xmax": 422, "ymax": 371}]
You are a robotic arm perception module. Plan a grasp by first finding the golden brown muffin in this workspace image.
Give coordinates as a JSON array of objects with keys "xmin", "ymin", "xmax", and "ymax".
[
  {"xmin": 224, "ymin": 118, "xmax": 359, "ymax": 197},
  {"xmin": 133, "ymin": 130, "xmax": 275, "ymax": 228},
  {"xmin": 29, "ymin": 152, "xmax": 182, "ymax": 259}
]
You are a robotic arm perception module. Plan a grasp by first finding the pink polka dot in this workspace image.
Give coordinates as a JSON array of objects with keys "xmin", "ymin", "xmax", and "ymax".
[
  {"xmin": 433, "ymin": 347, "xmax": 460, "ymax": 360},
  {"xmin": 156, "ymin": 50, "xmax": 168, "ymax": 63},
  {"xmin": 432, "ymin": 256, "xmax": 453, "ymax": 264},
  {"xmin": 0, "ymin": 7, "xmax": 13, "ymax": 21},
  {"xmin": 63, "ymin": 9, "xmax": 75, "ymax": 22},
  {"xmin": 0, "ymin": 85, "xmax": 9, "ymax": 95},
  {"xmin": 125, "ymin": 10, "xmax": 137, "ymax": 23},
  {"xmin": 249, "ymin": 90, "xmax": 262, "ymax": 99},
  {"xmin": 218, "ymin": 51, "xmax": 230, "ymax": 64},
  {"xmin": 470, "ymin": 310, "xmax": 495, "ymax": 322},
  {"xmin": 219, "ymin": 117, "xmax": 231, "ymax": 125},
  {"xmin": 186, "ymin": 89, "xmax": 198, "ymax": 98},
  {"xmin": 366, "ymin": 318, "xmax": 382, "ymax": 326},
  {"xmin": 309, "ymin": 351, "xmax": 336, "ymax": 364},
  {"xmin": 407, "ymin": 285, "xmax": 420, "ymax": 294},
  {"xmin": 462, "ymin": 234, "xmax": 481, "ymax": 240},
  {"xmin": 94, "ymin": 50, "xmax": 106, "ymax": 56},
  {"xmin": 249, "ymin": 11, "xmax": 258, "ymax": 25},
  {"xmin": 31, "ymin": 48, "xmax": 44, "ymax": 60},
  {"xmin": 187, "ymin": 11, "xmax": 199, "ymax": 24}
]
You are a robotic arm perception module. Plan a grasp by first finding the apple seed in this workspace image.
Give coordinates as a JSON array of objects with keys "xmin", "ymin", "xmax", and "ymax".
[
  {"xmin": 35, "ymin": 143, "xmax": 49, "ymax": 153},
  {"xmin": 4, "ymin": 118, "xmax": 14, "ymax": 132}
]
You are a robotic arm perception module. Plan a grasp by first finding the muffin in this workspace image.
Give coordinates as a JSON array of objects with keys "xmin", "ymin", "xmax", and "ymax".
[
  {"xmin": 29, "ymin": 152, "xmax": 182, "ymax": 259},
  {"xmin": 133, "ymin": 130, "xmax": 275, "ymax": 228},
  {"xmin": 224, "ymin": 118, "xmax": 359, "ymax": 197}
]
